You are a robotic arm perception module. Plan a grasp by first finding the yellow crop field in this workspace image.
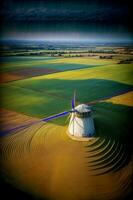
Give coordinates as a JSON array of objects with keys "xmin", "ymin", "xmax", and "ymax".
[
  {"xmin": 33, "ymin": 63, "xmax": 133, "ymax": 85},
  {"xmin": 105, "ymin": 91, "xmax": 133, "ymax": 106},
  {"xmin": 1, "ymin": 56, "xmax": 133, "ymax": 200},
  {"xmin": 46, "ymin": 57, "xmax": 116, "ymax": 65},
  {"xmin": 1, "ymin": 122, "xmax": 132, "ymax": 200}
]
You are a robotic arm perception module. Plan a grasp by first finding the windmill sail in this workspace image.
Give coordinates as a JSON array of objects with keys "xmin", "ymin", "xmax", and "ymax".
[
  {"xmin": 1, "ymin": 91, "xmax": 95, "ymax": 140},
  {"xmin": 0, "ymin": 111, "xmax": 70, "ymax": 136},
  {"xmin": 71, "ymin": 90, "xmax": 76, "ymax": 109}
]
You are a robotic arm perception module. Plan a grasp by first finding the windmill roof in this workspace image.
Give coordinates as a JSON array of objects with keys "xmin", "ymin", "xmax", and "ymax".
[{"xmin": 75, "ymin": 104, "xmax": 91, "ymax": 113}]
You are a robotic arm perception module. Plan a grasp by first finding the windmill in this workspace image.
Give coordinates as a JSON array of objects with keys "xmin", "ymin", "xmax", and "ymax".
[{"xmin": 1, "ymin": 92, "xmax": 95, "ymax": 140}]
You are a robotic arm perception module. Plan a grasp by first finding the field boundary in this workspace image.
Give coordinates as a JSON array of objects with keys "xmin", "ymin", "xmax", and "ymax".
[{"xmin": 86, "ymin": 88, "xmax": 133, "ymax": 105}]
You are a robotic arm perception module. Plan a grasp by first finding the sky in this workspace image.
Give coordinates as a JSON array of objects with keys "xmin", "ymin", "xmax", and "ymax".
[{"xmin": 0, "ymin": 0, "xmax": 132, "ymax": 42}]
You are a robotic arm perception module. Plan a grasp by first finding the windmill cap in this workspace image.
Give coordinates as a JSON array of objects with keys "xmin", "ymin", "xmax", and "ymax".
[{"xmin": 75, "ymin": 104, "xmax": 91, "ymax": 113}]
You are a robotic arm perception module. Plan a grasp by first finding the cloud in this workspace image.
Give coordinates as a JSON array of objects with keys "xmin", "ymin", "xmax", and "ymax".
[{"xmin": 0, "ymin": 6, "xmax": 129, "ymax": 24}]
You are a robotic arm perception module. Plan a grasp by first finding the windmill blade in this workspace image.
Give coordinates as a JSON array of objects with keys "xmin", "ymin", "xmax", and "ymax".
[
  {"xmin": 65, "ymin": 113, "xmax": 71, "ymax": 124},
  {"xmin": 71, "ymin": 90, "xmax": 76, "ymax": 109},
  {"xmin": 0, "ymin": 111, "xmax": 70, "ymax": 137},
  {"xmin": 73, "ymin": 112, "xmax": 75, "ymax": 135},
  {"xmin": 42, "ymin": 111, "xmax": 70, "ymax": 122}
]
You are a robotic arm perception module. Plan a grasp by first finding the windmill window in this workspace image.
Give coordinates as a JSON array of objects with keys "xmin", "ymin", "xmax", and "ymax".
[{"xmin": 76, "ymin": 111, "xmax": 91, "ymax": 118}]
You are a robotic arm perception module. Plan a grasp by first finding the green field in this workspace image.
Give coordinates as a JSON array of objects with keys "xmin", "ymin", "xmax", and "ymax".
[
  {"xmin": 1, "ymin": 56, "xmax": 133, "ymax": 138},
  {"xmin": 1, "ymin": 57, "xmax": 132, "ymax": 117},
  {"xmin": 1, "ymin": 56, "xmax": 114, "ymax": 72},
  {"xmin": 1, "ymin": 55, "xmax": 133, "ymax": 200}
]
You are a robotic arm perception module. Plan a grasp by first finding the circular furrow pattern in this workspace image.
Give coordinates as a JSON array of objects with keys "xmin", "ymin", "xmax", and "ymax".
[
  {"xmin": 92, "ymin": 148, "xmax": 128, "ymax": 176},
  {"xmin": 1, "ymin": 132, "xmax": 24, "ymax": 160},
  {"xmin": 108, "ymin": 145, "xmax": 130, "ymax": 173},
  {"xmin": 29, "ymin": 123, "xmax": 56, "ymax": 154},
  {"xmin": 26, "ymin": 123, "xmax": 46, "ymax": 153},
  {"xmin": 86, "ymin": 139, "xmax": 113, "ymax": 158},
  {"xmin": 85, "ymin": 137, "xmax": 129, "ymax": 176},
  {"xmin": 85, "ymin": 137, "xmax": 103, "ymax": 148},
  {"xmin": 0, "ymin": 132, "xmax": 22, "ymax": 160},
  {"xmin": 88, "ymin": 140, "xmax": 118, "ymax": 163},
  {"xmin": 0, "ymin": 122, "xmax": 66, "ymax": 162},
  {"xmin": 0, "ymin": 122, "xmax": 47, "ymax": 160},
  {"xmin": 86, "ymin": 138, "xmax": 106, "ymax": 152},
  {"xmin": 89, "ymin": 143, "xmax": 123, "ymax": 168}
]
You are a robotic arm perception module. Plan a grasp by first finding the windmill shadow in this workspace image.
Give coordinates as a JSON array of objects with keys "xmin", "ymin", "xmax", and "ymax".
[{"xmin": 84, "ymin": 102, "xmax": 133, "ymax": 175}]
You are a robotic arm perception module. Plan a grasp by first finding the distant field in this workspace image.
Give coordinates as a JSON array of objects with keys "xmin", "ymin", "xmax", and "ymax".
[
  {"xmin": 0, "ymin": 56, "xmax": 115, "ymax": 73},
  {"xmin": 1, "ymin": 56, "xmax": 133, "ymax": 123},
  {"xmin": 0, "ymin": 56, "xmax": 56, "ymax": 64},
  {"xmin": 1, "ymin": 56, "xmax": 115, "ymax": 82}
]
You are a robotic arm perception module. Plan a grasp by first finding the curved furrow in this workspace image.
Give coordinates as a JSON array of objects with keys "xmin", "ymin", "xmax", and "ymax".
[
  {"xmin": 86, "ymin": 139, "xmax": 113, "ymax": 158},
  {"xmin": 12, "ymin": 126, "xmax": 37, "ymax": 158},
  {"xmin": 1, "ymin": 132, "xmax": 23, "ymax": 159},
  {"xmin": 7, "ymin": 128, "xmax": 31, "ymax": 159},
  {"xmin": 90, "ymin": 143, "xmax": 124, "ymax": 170},
  {"xmin": 92, "ymin": 147, "xmax": 128, "ymax": 176},
  {"xmin": 84, "ymin": 137, "xmax": 100, "ymax": 148},
  {"xmin": 85, "ymin": 137, "xmax": 103, "ymax": 148},
  {"xmin": 1, "ymin": 123, "xmax": 43, "ymax": 159},
  {"xmin": 43, "ymin": 125, "xmax": 57, "ymax": 147},
  {"xmin": 14, "ymin": 128, "xmax": 32, "ymax": 158},
  {"xmin": 110, "ymin": 149, "xmax": 129, "ymax": 172},
  {"xmin": 88, "ymin": 140, "xmax": 118, "ymax": 163},
  {"xmin": 27, "ymin": 124, "xmax": 43, "ymax": 153},
  {"xmin": 19, "ymin": 125, "xmax": 38, "ymax": 155},
  {"xmin": 0, "ymin": 137, "xmax": 10, "ymax": 159},
  {"xmin": 18, "ymin": 122, "xmax": 46, "ymax": 155},
  {"xmin": 30, "ymin": 123, "xmax": 59, "ymax": 154},
  {"xmin": 86, "ymin": 138, "xmax": 106, "ymax": 152},
  {"xmin": 29, "ymin": 123, "xmax": 50, "ymax": 153},
  {"xmin": 26, "ymin": 123, "xmax": 45, "ymax": 152},
  {"xmin": 1, "ymin": 133, "xmax": 21, "ymax": 160},
  {"xmin": 38, "ymin": 124, "xmax": 51, "ymax": 152},
  {"xmin": 14, "ymin": 133, "xmax": 25, "ymax": 158}
]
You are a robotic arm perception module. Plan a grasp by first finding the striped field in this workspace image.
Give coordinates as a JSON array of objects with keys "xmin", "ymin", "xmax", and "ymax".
[{"xmin": 0, "ymin": 56, "xmax": 133, "ymax": 200}]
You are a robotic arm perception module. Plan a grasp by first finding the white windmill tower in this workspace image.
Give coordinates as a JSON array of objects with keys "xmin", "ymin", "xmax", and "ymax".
[{"xmin": 68, "ymin": 92, "xmax": 95, "ymax": 141}]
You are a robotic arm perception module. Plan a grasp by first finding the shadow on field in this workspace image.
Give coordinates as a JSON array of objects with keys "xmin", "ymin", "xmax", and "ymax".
[
  {"xmin": 0, "ymin": 174, "xmax": 45, "ymax": 200},
  {"xmin": 85, "ymin": 102, "xmax": 133, "ymax": 175},
  {"xmin": 12, "ymin": 78, "xmax": 133, "ymax": 104},
  {"xmin": 2, "ymin": 78, "xmax": 133, "ymax": 125}
]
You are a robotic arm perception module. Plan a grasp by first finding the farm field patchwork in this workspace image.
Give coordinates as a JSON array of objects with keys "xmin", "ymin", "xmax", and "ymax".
[
  {"xmin": 0, "ymin": 56, "xmax": 113, "ymax": 73},
  {"xmin": 0, "ymin": 55, "xmax": 133, "ymax": 200},
  {"xmin": 0, "ymin": 56, "xmax": 115, "ymax": 82},
  {"xmin": 1, "ymin": 68, "xmax": 61, "ymax": 83},
  {"xmin": 1, "ymin": 57, "xmax": 132, "ymax": 121}
]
